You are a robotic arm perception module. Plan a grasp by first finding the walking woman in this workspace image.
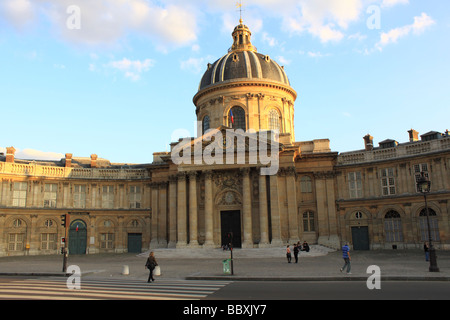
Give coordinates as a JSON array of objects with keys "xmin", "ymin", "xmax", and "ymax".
[{"xmin": 145, "ymin": 251, "xmax": 158, "ymax": 283}]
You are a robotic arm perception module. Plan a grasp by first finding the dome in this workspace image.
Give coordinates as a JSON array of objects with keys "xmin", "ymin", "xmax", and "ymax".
[
  {"xmin": 197, "ymin": 20, "xmax": 291, "ymax": 92},
  {"xmin": 198, "ymin": 51, "xmax": 291, "ymax": 91}
]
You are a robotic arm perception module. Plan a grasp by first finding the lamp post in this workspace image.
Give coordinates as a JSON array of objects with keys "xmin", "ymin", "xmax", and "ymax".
[{"xmin": 417, "ymin": 172, "xmax": 439, "ymax": 272}]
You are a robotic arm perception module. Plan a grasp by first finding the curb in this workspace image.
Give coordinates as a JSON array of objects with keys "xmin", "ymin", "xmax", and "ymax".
[{"xmin": 185, "ymin": 275, "xmax": 450, "ymax": 282}]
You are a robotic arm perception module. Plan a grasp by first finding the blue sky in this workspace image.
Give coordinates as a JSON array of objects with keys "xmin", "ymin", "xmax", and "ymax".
[{"xmin": 0, "ymin": 0, "xmax": 449, "ymax": 164}]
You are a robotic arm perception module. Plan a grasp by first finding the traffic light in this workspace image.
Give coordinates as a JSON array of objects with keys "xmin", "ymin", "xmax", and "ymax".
[
  {"xmin": 61, "ymin": 214, "xmax": 66, "ymax": 227},
  {"xmin": 62, "ymin": 237, "xmax": 66, "ymax": 243}
]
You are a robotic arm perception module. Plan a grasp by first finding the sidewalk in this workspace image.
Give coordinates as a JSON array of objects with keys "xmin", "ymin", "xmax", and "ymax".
[{"xmin": 0, "ymin": 246, "xmax": 449, "ymax": 281}]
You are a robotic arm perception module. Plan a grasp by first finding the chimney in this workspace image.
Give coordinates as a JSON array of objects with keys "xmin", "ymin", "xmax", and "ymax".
[
  {"xmin": 6, "ymin": 147, "xmax": 16, "ymax": 163},
  {"xmin": 363, "ymin": 134, "xmax": 374, "ymax": 151},
  {"xmin": 90, "ymin": 154, "xmax": 98, "ymax": 168},
  {"xmin": 408, "ymin": 129, "xmax": 419, "ymax": 142},
  {"xmin": 65, "ymin": 153, "xmax": 73, "ymax": 167}
]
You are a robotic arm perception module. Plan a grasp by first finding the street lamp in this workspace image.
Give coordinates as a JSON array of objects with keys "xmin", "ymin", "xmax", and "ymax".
[{"xmin": 417, "ymin": 172, "xmax": 439, "ymax": 272}]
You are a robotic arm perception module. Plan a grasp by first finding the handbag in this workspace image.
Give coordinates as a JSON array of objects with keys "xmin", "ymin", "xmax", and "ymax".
[{"xmin": 154, "ymin": 266, "xmax": 161, "ymax": 276}]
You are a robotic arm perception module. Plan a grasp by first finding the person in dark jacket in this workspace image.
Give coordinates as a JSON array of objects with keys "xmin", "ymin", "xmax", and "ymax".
[
  {"xmin": 145, "ymin": 251, "xmax": 158, "ymax": 283},
  {"xmin": 293, "ymin": 243, "xmax": 299, "ymax": 263}
]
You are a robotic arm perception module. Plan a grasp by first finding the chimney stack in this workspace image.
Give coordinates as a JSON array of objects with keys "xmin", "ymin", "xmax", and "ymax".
[
  {"xmin": 363, "ymin": 134, "xmax": 374, "ymax": 151},
  {"xmin": 65, "ymin": 153, "xmax": 73, "ymax": 167},
  {"xmin": 6, "ymin": 147, "xmax": 16, "ymax": 163},
  {"xmin": 408, "ymin": 129, "xmax": 419, "ymax": 142},
  {"xmin": 90, "ymin": 154, "xmax": 98, "ymax": 168}
]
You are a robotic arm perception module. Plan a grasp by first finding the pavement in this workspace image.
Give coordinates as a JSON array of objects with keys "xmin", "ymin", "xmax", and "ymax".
[{"xmin": 0, "ymin": 245, "xmax": 449, "ymax": 281}]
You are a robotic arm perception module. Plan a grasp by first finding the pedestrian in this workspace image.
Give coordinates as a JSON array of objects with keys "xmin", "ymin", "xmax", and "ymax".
[
  {"xmin": 340, "ymin": 242, "xmax": 351, "ymax": 274},
  {"xmin": 424, "ymin": 242, "xmax": 429, "ymax": 262},
  {"xmin": 293, "ymin": 243, "xmax": 299, "ymax": 263},
  {"xmin": 302, "ymin": 241, "xmax": 310, "ymax": 252},
  {"xmin": 286, "ymin": 245, "xmax": 292, "ymax": 263},
  {"xmin": 145, "ymin": 251, "xmax": 158, "ymax": 283}
]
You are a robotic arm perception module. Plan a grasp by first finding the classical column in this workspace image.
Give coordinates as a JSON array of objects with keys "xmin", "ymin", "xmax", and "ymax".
[
  {"xmin": 188, "ymin": 171, "xmax": 199, "ymax": 247},
  {"xmin": 204, "ymin": 171, "xmax": 215, "ymax": 247},
  {"xmin": 259, "ymin": 173, "xmax": 270, "ymax": 247},
  {"xmin": 158, "ymin": 182, "xmax": 168, "ymax": 247},
  {"xmin": 168, "ymin": 176, "xmax": 177, "ymax": 248},
  {"xmin": 269, "ymin": 174, "xmax": 283, "ymax": 246},
  {"xmin": 286, "ymin": 167, "xmax": 299, "ymax": 243},
  {"xmin": 150, "ymin": 183, "xmax": 159, "ymax": 248},
  {"xmin": 241, "ymin": 168, "xmax": 253, "ymax": 248},
  {"xmin": 176, "ymin": 173, "xmax": 187, "ymax": 248}
]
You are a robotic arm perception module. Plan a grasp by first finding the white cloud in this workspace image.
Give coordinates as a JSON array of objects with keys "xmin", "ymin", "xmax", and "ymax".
[
  {"xmin": 0, "ymin": 0, "xmax": 34, "ymax": 29},
  {"xmin": 278, "ymin": 0, "xmax": 364, "ymax": 43},
  {"xmin": 376, "ymin": 13, "xmax": 435, "ymax": 50},
  {"xmin": 1, "ymin": 0, "xmax": 199, "ymax": 49},
  {"xmin": 0, "ymin": 147, "xmax": 64, "ymax": 161},
  {"xmin": 276, "ymin": 56, "xmax": 291, "ymax": 65},
  {"xmin": 107, "ymin": 58, "xmax": 155, "ymax": 81},
  {"xmin": 307, "ymin": 51, "xmax": 331, "ymax": 58},
  {"xmin": 181, "ymin": 55, "xmax": 215, "ymax": 74},
  {"xmin": 17, "ymin": 149, "xmax": 64, "ymax": 161},
  {"xmin": 381, "ymin": 0, "xmax": 409, "ymax": 8}
]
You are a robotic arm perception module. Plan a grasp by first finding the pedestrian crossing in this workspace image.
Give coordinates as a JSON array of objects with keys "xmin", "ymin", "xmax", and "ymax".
[{"xmin": 0, "ymin": 277, "xmax": 231, "ymax": 300}]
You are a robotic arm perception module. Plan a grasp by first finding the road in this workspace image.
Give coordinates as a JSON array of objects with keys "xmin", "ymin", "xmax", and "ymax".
[
  {"xmin": 0, "ymin": 277, "xmax": 449, "ymax": 301},
  {"xmin": 206, "ymin": 280, "xmax": 450, "ymax": 300}
]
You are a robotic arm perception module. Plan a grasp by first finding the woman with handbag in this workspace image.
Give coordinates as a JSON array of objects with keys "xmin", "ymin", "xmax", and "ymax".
[{"xmin": 145, "ymin": 251, "xmax": 158, "ymax": 283}]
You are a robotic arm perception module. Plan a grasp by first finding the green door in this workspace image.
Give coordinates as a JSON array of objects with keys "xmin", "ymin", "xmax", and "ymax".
[
  {"xmin": 351, "ymin": 226, "xmax": 370, "ymax": 250},
  {"xmin": 69, "ymin": 220, "xmax": 87, "ymax": 255},
  {"xmin": 128, "ymin": 233, "xmax": 142, "ymax": 253}
]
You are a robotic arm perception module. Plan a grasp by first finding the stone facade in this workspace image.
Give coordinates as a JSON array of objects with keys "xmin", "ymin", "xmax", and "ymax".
[{"xmin": 0, "ymin": 20, "xmax": 449, "ymax": 256}]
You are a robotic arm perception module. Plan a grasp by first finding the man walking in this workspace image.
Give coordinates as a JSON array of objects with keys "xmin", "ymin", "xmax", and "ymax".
[{"xmin": 340, "ymin": 242, "xmax": 351, "ymax": 274}]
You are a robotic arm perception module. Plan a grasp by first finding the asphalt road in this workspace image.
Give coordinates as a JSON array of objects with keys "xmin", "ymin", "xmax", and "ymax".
[{"xmin": 206, "ymin": 280, "xmax": 450, "ymax": 300}]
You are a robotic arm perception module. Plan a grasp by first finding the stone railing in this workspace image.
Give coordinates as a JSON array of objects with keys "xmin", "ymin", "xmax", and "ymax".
[
  {"xmin": 337, "ymin": 137, "xmax": 450, "ymax": 166},
  {"xmin": 0, "ymin": 162, "xmax": 149, "ymax": 180}
]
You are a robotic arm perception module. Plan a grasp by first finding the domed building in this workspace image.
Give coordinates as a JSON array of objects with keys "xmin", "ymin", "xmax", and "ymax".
[
  {"xmin": 0, "ymin": 20, "xmax": 449, "ymax": 256},
  {"xmin": 194, "ymin": 19, "xmax": 297, "ymax": 143}
]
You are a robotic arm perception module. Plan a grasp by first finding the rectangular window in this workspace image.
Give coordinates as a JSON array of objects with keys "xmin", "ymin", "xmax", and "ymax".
[
  {"xmin": 13, "ymin": 182, "xmax": 27, "ymax": 207},
  {"xmin": 102, "ymin": 186, "xmax": 115, "ymax": 209},
  {"xmin": 129, "ymin": 186, "xmax": 141, "ymax": 209},
  {"xmin": 100, "ymin": 233, "xmax": 114, "ymax": 249},
  {"xmin": 41, "ymin": 233, "xmax": 57, "ymax": 250},
  {"xmin": 381, "ymin": 168, "xmax": 396, "ymax": 196},
  {"xmin": 348, "ymin": 172, "xmax": 363, "ymax": 199},
  {"xmin": 302, "ymin": 211, "xmax": 315, "ymax": 232},
  {"xmin": 74, "ymin": 185, "xmax": 86, "ymax": 208},
  {"xmin": 44, "ymin": 183, "xmax": 58, "ymax": 208},
  {"xmin": 8, "ymin": 233, "xmax": 24, "ymax": 251},
  {"xmin": 414, "ymin": 163, "xmax": 429, "ymax": 193}
]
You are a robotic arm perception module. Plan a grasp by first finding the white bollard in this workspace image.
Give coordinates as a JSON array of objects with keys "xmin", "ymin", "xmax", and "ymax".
[{"xmin": 122, "ymin": 265, "xmax": 129, "ymax": 275}]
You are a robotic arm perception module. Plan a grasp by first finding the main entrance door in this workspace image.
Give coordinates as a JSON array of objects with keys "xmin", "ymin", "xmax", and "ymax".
[
  {"xmin": 221, "ymin": 210, "xmax": 242, "ymax": 248},
  {"xmin": 128, "ymin": 233, "xmax": 142, "ymax": 253},
  {"xmin": 69, "ymin": 220, "xmax": 87, "ymax": 255},
  {"xmin": 351, "ymin": 226, "xmax": 370, "ymax": 250}
]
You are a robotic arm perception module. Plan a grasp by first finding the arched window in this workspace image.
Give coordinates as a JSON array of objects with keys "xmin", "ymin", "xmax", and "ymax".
[
  {"xmin": 419, "ymin": 208, "xmax": 440, "ymax": 241},
  {"xmin": 202, "ymin": 115, "xmax": 210, "ymax": 134},
  {"xmin": 384, "ymin": 210, "xmax": 403, "ymax": 242},
  {"xmin": 228, "ymin": 106, "xmax": 246, "ymax": 131},
  {"xmin": 268, "ymin": 109, "xmax": 281, "ymax": 132}
]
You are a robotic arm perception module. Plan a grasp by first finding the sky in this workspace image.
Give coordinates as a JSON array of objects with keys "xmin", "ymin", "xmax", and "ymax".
[{"xmin": 0, "ymin": 0, "xmax": 449, "ymax": 164}]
